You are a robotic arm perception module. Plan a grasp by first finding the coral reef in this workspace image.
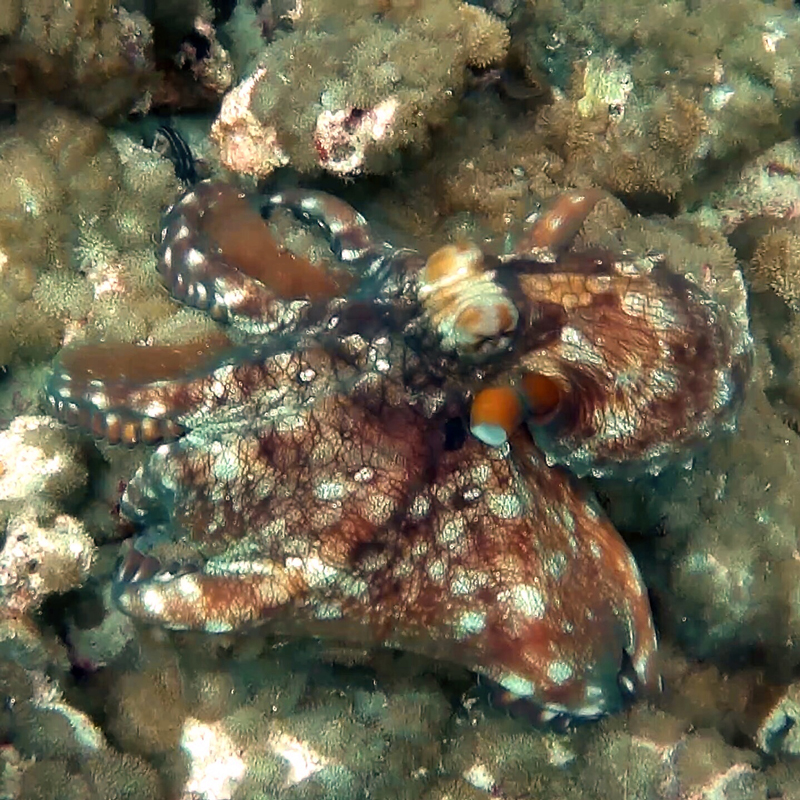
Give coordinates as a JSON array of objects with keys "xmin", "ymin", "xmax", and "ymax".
[
  {"xmin": 212, "ymin": 0, "xmax": 510, "ymax": 176},
  {"xmin": 4, "ymin": 0, "xmax": 800, "ymax": 797},
  {"xmin": 0, "ymin": 1, "xmax": 155, "ymax": 119},
  {"xmin": 0, "ymin": 103, "xmax": 184, "ymax": 369},
  {"xmin": 521, "ymin": 0, "xmax": 800, "ymax": 200},
  {"xmin": 632, "ymin": 391, "xmax": 800, "ymax": 669}
]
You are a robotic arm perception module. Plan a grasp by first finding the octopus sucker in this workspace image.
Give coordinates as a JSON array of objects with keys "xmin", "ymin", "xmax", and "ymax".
[
  {"xmin": 47, "ymin": 339, "xmax": 228, "ymax": 445},
  {"xmin": 46, "ymin": 181, "xmax": 751, "ymax": 722},
  {"xmin": 114, "ymin": 552, "xmax": 305, "ymax": 632}
]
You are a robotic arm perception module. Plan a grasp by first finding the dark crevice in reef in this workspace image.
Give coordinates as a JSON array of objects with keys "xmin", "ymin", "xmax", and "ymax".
[
  {"xmin": 616, "ymin": 190, "xmax": 679, "ymax": 218},
  {"xmin": 211, "ymin": 0, "xmax": 239, "ymax": 25}
]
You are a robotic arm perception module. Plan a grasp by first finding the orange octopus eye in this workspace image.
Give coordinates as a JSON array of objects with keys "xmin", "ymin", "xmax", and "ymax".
[
  {"xmin": 520, "ymin": 372, "xmax": 562, "ymax": 421},
  {"xmin": 470, "ymin": 386, "xmax": 524, "ymax": 446}
]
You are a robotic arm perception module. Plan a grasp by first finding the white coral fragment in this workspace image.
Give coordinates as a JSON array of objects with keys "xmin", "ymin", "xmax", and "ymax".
[
  {"xmin": 0, "ymin": 512, "xmax": 95, "ymax": 615},
  {"xmin": 211, "ymin": 67, "xmax": 289, "ymax": 178},
  {"xmin": 0, "ymin": 416, "xmax": 86, "ymax": 503}
]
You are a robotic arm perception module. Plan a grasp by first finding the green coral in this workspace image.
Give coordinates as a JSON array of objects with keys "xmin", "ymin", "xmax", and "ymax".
[
  {"xmin": 216, "ymin": 0, "xmax": 510, "ymax": 175},
  {"xmin": 0, "ymin": 104, "xmax": 181, "ymax": 367},
  {"xmin": 520, "ymin": 0, "xmax": 800, "ymax": 198}
]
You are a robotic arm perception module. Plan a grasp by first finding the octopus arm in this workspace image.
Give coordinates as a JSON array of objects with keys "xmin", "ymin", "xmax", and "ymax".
[
  {"xmin": 46, "ymin": 336, "xmax": 316, "ymax": 446},
  {"xmin": 113, "ymin": 380, "xmax": 657, "ymax": 719},
  {"xmin": 158, "ymin": 182, "xmax": 352, "ymax": 332},
  {"xmin": 397, "ymin": 431, "xmax": 660, "ymax": 718},
  {"xmin": 513, "ymin": 263, "xmax": 751, "ymax": 476}
]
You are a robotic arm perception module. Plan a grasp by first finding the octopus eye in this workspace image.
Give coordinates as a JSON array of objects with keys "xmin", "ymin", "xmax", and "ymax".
[
  {"xmin": 470, "ymin": 386, "xmax": 523, "ymax": 446},
  {"xmin": 453, "ymin": 300, "xmax": 517, "ymax": 351},
  {"xmin": 520, "ymin": 371, "xmax": 562, "ymax": 421},
  {"xmin": 418, "ymin": 243, "xmax": 518, "ymax": 358},
  {"xmin": 469, "ymin": 374, "xmax": 563, "ymax": 447}
]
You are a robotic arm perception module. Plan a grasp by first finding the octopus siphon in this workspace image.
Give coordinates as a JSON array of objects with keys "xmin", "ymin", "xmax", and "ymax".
[{"xmin": 46, "ymin": 182, "xmax": 751, "ymax": 722}]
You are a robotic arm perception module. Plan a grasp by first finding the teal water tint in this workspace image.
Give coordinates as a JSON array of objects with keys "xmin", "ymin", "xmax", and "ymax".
[{"xmin": 2, "ymin": 0, "xmax": 800, "ymax": 797}]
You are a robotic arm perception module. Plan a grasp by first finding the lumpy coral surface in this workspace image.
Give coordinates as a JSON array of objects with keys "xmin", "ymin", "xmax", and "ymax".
[{"xmin": 4, "ymin": 1, "xmax": 800, "ymax": 799}]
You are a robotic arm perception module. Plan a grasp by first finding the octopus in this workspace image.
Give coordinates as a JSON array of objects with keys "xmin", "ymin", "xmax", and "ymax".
[{"xmin": 46, "ymin": 182, "xmax": 751, "ymax": 721}]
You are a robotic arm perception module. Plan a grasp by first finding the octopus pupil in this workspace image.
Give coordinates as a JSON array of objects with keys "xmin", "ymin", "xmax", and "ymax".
[{"xmin": 443, "ymin": 416, "xmax": 467, "ymax": 451}]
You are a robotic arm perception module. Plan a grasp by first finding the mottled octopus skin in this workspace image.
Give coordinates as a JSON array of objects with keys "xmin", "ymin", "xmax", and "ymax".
[{"xmin": 46, "ymin": 184, "xmax": 751, "ymax": 720}]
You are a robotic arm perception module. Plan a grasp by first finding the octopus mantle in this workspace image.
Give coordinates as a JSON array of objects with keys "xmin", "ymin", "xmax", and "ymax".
[{"xmin": 46, "ymin": 182, "xmax": 751, "ymax": 721}]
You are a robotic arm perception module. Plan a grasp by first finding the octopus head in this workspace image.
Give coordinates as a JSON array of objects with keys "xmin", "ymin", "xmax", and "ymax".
[{"xmin": 417, "ymin": 243, "xmax": 519, "ymax": 360}]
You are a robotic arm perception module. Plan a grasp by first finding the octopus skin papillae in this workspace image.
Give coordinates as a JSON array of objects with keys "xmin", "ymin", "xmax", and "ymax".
[{"xmin": 46, "ymin": 181, "xmax": 751, "ymax": 722}]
